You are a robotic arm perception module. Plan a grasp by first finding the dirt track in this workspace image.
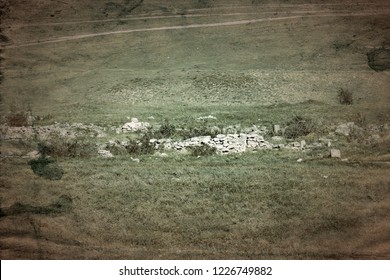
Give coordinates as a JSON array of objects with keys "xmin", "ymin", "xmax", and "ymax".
[{"xmin": 4, "ymin": 9, "xmax": 390, "ymax": 48}]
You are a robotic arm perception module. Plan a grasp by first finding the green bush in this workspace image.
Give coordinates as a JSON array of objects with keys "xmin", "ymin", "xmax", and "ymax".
[
  {"xmin": 157, "ymin": 120, "xmax": 176, "ymax": 138},
  {"xmin": 28, "ymin": 156, "xmax": 53, "ymax": 176},
  {"xmin": 126, "ymin": 133, "xmax": 156, "ymax": 155},
  {"xmin": 338, "ymin": 88, "xmax": 353, "ymax": 105},
  {"xmin": 40, "ymin": 162, "xmax": 64, "ymax": 180},
  {"xmin": 28, "ymin": 142, "xmax": 64, "ymax": 180},
  {"xmin": 284, "ymin": 116, "xmax": 315, "ymax": 139},
  {"xmin": 28, "ymin": 156, "xmax": 64, "ymax": 180},
  {"xmin": 106, "ymin": 141, "xmax": 128, "ymax": 156},
  {"xmin": 177, "ymin": 125, "xmax": 220, "ymax": 139},
  {"xmin": 189, "ymin": 144, "xmax": 216, "ymax": 156}
]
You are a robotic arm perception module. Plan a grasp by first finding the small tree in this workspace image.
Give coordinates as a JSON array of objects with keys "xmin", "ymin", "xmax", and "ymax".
[
  {"xmin": 338, "ymin": 88, "xmax": 353, "ymax": 105},
  {"xmin": 157, "ymin": 120, "xmax": 176, "ymax": 138},
  {"xmin": 28, "ymin": 143, "xmax": 64, "ymax": 180},
  {"xmin": 284, "ymin": 116, "xmax": 315, "ymax": 139}
]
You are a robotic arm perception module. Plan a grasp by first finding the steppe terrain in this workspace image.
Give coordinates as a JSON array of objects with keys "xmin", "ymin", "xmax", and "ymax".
[{"xmin": 0, "ymin": 0, "xmax": 389, "ymax": 259}]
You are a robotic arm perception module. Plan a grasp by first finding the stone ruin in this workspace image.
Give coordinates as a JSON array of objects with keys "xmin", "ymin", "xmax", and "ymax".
[
  {"xmin": 1, "ymin": 116, "xmax": 389, "ymax": 159},
  {"xmin": 153, "ymin": 133, "xmax": 272, "ymax": 154},
  {"xmin": 107, "ymin": 125, "xmax": 310, "ymax": 155}
]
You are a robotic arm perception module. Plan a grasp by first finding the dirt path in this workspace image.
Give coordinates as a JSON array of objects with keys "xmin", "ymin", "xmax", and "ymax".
[
  {"xmin": 4, "ymin": 10, "xmax": 390, "ymax": 49},
  {"xmin": 10, "ymin": 11, "xmax": 333, "ymax": 28}
]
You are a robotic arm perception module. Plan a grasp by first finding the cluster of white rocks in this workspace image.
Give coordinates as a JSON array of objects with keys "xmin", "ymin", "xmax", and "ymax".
[
  {"xmin": 121, "ymin": 118, "xmax": 150, "ymax": 133},
  {"xmin": 152, "ymin": 133, "xmax": 272, "ymax": 154},
  {"xmin": 101, "ymin": 133, "xmax": 310, "ymax": 155},
  {"xmin": 97, "ymin": 149, "xmax": 114, "ymax": 158},
  {"xmin": 2, "ymin": 117, "xmax": 389, "ymax": 160}
]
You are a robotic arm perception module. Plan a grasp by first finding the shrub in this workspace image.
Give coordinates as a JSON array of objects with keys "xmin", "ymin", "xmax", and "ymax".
[
  {"xmin": 189, "ymin": 144, "xmax": 216, "ymax": 156},
  {"xmin": 106, "ymin": 141, "xmax": 128, "ymax": 156},
  {"xmin": 284, "ymin": 116, "xmax": 315, "ymax": 139},
  {"xmin": 157, "ymin": 120, "xmax": 176, "ymax": 138},
  {"xmin": 352, "ymin": 112, "xmax": 366, "ymax": 127},
  {"xmin": 40, "ymin": 162, "xmax": 64, "ymax": 180},
  {"xmin": 177, "ymin": 125, "xmax": 220, "ymax": 139},
  {"xmin": 125, "ymin": 139, "xmax": 141, "ymax": 155},
  {"xmin": 338, "ymin": 88, "xmax": 353, "ymax": 105},
  {"xmin": 28, "ymin": 156, "xmax": 53, "ymax": 176},
  {"xmin": 126, "ymin": 133, "xmax": 156, "ymax": 155},
  {"xmin": 28, "ymin": 156, "xmax": 64, "ymax": 180}
]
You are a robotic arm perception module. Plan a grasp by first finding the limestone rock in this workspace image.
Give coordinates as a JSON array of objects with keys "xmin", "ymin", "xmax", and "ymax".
[
  {"xmin": 273, "ymin": 124, "xmax": 281, "ymax": 135},
  {"xmin": 197, "ymin": 115, "xmax": 217, "ymax": 120},
  {"xmin": 330, "ymin": 149, "xmax": 341, "ymax": 158},
  {"xmin": 98, "ymin": 149, "xmax": 114, "ymax": 158},
  {"xmin": 121, "ymin": 118, "xmax": 150, "ymax": 133},
  {"xmin": 130, "ymin": 157, "xmax": 140, "ymax": 163},
  {"xmin": 335, "ymin": 122, "xmax": 357, "ymax": 136},
  {"xmin": 26, "ymin": 150, "xmax": 41, "ymax": 159}
]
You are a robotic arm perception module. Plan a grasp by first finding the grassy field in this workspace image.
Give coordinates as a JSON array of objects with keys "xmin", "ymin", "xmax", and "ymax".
[
  {"xmin": 1, "ymin": 150, "xmax": 389, "ymax": 259},
  {"xmin": 0, "ymin": 0, "xmax": 389, "ymax": 259}
]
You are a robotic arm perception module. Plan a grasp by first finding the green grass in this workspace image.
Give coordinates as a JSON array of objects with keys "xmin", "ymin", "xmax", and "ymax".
[{"xmin": 1, "ymin": 149, "xmax": 389, "ymax": 259}]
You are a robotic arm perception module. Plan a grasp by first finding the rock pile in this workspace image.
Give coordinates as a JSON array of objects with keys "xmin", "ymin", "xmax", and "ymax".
[
  {"xmin": 2, "ymin": 117, "xmax": 389, "ymax": 159},
  {"xmin": 121, "ymin": 118, "xmax": 150, "ymax": 133},
  {"xmin": 101, "ymin": 131, "xmax": 315, "ymax": 156},
  {"xmin": 97, "ymin": 149, "xmax": 114, "ymax": 158},
  {"xmin": 157, "ymin": 133, "xmax": 271, "ymax": 154},
  {"xmin": 335, "ymin": 122, "xmax": 360, "ymax": 137}
]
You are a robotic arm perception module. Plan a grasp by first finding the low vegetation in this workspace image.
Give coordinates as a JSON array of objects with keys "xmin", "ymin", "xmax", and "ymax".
[
  {"xmin": 42, "ymin": 134, "xmax": 97, "ymax": 158},
  {"xmin": 2, "ymin": 149, "xmax": 388, "ymax": 259},
  {"xmin": 284, "ymin": 115, "xmax": 315, "ymax": 139},
  {"xmin": 188, "ymin": 143, "xmax": 217, "ymax": 156},
  {"xmin": 156, "ymin": 120, "xmax": 176, "ymax": 138},
  {"xmin": 26, "ymin": 143, "xmax": 64, "ymax": 180},
  {"xmin": 125, "ymin": 132, "xmax": 156, "ymax": 156},
  {"xmin": 338, "ymin": 88, "xmax": 354, "ymax": 105}
]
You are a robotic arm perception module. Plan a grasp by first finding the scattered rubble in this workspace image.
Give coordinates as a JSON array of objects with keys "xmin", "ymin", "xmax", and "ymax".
[
  {"xmin": 101, "ymin": 131, "xmax": 310, "ymax": 155},
  {"xmin": 98, "ymin": 149, "xmax": 114, "ymax": 158},
  {"xmin": 335, "ymin": 122, "xmax": 360, "ymax": 137},
  {"xmin": 1, "ymin": 118, "xmax": 389, "ymax": 158}
]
